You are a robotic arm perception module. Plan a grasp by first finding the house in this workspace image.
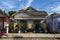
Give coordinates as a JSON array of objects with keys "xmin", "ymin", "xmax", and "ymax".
[
  {"xmin": 0, "ymin": 9, "xmax": 9, "ymax": 32},
  {"xmin": 47, "ymin": 14, "xmax": 60, "ymax": 33},
  {"xmin": 13, "ymin": 7, "xmax": 48, "ymax": 33}
]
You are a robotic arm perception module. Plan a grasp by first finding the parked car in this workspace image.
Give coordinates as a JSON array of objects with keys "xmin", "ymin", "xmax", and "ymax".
[{"xmin": 0, "ymin": 31, "xmax": 5, "ymax": 38}]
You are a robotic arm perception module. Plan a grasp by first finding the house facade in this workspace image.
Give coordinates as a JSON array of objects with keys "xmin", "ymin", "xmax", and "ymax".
[
  {"xmin": 0, "ymin": 9, "xmax": 9, "ymax": 32},
  {"xmin": 13, "ymin": 7, "xmax": 48, "ymax": 33},
  {"xmin": 47, "ymin": 14, "xmax": 60, "ymax": 33}
]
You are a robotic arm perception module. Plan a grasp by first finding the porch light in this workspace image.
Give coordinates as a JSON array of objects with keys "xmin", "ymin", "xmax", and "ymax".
[{"xmin": 6, "ymin": 24, "xmax": 9, "ymax": 27}]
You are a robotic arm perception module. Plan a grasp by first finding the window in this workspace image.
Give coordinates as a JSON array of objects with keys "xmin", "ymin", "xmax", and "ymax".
[{"xmin": 58, "ymin": 22, "xmax": 60, "ymax": 29}]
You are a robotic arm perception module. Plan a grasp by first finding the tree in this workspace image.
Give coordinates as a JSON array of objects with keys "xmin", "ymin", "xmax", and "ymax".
[
  {"xmin": 8, "ymin": 11, "xmax": 16, "ymax": 17},
  {"xmin": 16, "ymin": 22, "xmax": 27, "ymax": 33},
  {"xmin": 9, "ymin": 21, "xmax": 14, "ymax": 33},
  {"xmin": 8, "ymin": 11, "xmax": 16, "ymax": 33},
  {"xmin": 50, "ymin": 13, "xmax": 57, "ymax": 17}
]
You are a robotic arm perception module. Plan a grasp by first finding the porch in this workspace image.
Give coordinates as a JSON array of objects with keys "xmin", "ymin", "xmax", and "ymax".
[{"xmin": 9, "ymin": 18, "xmax": 47, "ymax": 33}]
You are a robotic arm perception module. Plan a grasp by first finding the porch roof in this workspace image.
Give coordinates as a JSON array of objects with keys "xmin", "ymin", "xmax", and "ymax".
[
  {"xmin": 0, "ymin": 9, "xmax": 9, "ymax": 18},
  {"xmin": 0, "ymin": 13, "xmax": 5, "ymax": 17},
  {"xmin": 14, "ymin": 7, "xmax": 48, "ymax": 19}
]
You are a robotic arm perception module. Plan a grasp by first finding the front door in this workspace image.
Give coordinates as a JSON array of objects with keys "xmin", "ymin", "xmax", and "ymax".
[
  {"xmin": 0, "ymin": 18, "xmax": 4, "ymax": 30},
  {"xmin": 57, "ymin": 22, "xmax": 60, "ymax": 33},
  {"xmin": 33, "ymin": 20, "xmax": 41, "ymax": 33}
]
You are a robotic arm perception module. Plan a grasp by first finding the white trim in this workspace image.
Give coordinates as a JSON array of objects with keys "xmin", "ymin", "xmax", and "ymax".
[
  {"xmin": 6, "ymin": 27, "xmax": 9, "ymax": 34},
  {"xmin": 6, "ymin": 24, "xmax": 9, "ymax": 34},
  {"xmin": 14, "ymin": 18, "xmax": 46, "ymax": 19}
]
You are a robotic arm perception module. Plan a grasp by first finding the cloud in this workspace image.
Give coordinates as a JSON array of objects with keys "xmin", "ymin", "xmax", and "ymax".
[
  {"xmin": 36, "ymin": 9, "xmax": 40, "ymax": 10},
  {"xmin": 19, "ymin": 0, "xmax": 23, "ymax": 2},
  {"xmin": 21, "ymin": 0, "xmax": 34, "ymax": 9},
  {"xmin": 25, "ymin": 0, "xmax": 33, "ymax": 8},
  {"xmin": 1, "ymin": 1, "xmax": 15, "ymax": 9},
  {"xmin": 47, "ymin": 6, "xmax": 60, "ymax": 14},
  {"xmin": 53, "ymin": 6, "xmax": 60, "ymax": 11},
  {"xmin": 50, "ymin": 7, "xmax": 54, "ymax": 9},
  {"xmin": 0, "ymin": 0, "xmax": 34, "ymax": 12}
]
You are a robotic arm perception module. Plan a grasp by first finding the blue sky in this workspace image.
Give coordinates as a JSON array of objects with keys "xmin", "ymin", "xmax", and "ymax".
[{"xmin": 0, "ymin": 0, "xmax": 60, "ymax": 15}]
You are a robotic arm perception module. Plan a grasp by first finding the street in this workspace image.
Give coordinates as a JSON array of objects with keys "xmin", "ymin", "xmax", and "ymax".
[{"xmin": 0, "ymin": 37, "xmax": 56, "ymax": 40}]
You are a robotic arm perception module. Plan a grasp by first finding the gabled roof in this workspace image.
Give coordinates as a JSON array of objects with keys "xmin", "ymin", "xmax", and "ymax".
[
  {"xmin": 14, "ymin": 6, "xmax": 48, "ymax": 18},
  {"xmin": 47, "ymin": 13, "xmax": 60, "ymax": 19},
  {"xmin": 26, "ymin": 7, "xmax": 47, "ymax": 16},
  {"xmin": 26, "ymin": 11, "xmax": 47, "ymax": 16},
  {"xmin": 25, "ymin": 6, "xmax": 37, "ymax": 11},
  {"xmin": 0, "ymin": 9, "xmax": 9, "ymax": 17}
]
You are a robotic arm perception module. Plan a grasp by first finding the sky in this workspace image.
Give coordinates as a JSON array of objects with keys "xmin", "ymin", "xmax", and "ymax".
[{"xmin": 0, "ymin": 0, "xmax": 60, "ymax": 15}]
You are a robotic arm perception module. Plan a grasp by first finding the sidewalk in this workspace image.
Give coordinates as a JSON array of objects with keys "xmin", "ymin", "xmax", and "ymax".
[{"xmin": 1, "ymin": 33, "xmax": 60, "ymax": 38}]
